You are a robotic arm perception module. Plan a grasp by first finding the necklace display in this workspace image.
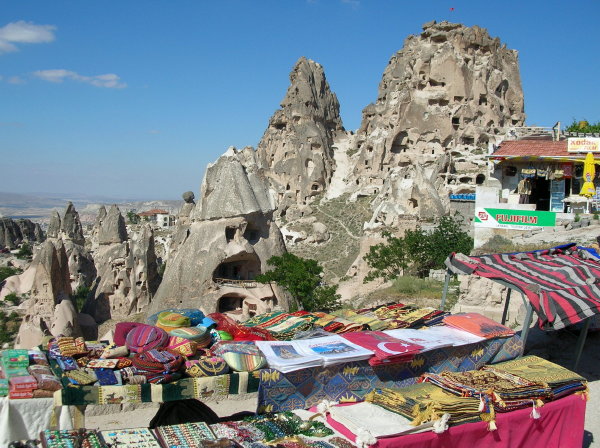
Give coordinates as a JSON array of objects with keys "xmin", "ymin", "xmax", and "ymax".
[
  {"xmin": 42, "ymin": 430, "xmax": 105, "ymax": 448},
  {"xmin": 242, "ymin": 412, "xmax": 333, "ymax": 441}
]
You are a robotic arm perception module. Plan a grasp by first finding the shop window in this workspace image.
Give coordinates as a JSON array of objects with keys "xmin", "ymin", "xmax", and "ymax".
[{"xmin": 504, "ymin": 166, "xmax": 517, "ymax": 176}]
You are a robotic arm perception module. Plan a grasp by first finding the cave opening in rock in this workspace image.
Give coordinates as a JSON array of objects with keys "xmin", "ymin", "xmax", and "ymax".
[{"xmin": 213, "ymin": 252, "xmax": 261, "ymax": 283}]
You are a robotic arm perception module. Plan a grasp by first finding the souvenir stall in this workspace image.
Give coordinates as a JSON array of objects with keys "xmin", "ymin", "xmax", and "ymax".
[
  {"xmin": 0, "ymin": 349, "xmax": 73, "ymax": 447},
  {"xmin": 5, "ymin": 302, "xmax": 588, "ymax": 447},
  {"xmin": 443, "ymin": 243, "xmax": 600, "ymax": 369},
  {"xmin": 32, "ymin": 354, "xmax": 587, "ymax": 448},
  {"xmin": 44, "ymin": 305, "xmax": 522, "ymax": 421},
  {"xmin": 490, "ymin": 139, "xmax": 600, "ymax": 212}
]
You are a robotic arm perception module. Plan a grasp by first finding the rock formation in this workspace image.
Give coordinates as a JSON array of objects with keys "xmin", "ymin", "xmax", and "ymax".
[
  {"xmin": 60, "ymin": 202, "xmax": 85, "ymax": 245},
  {"xmin": 347, "ymin": 21, "xmax": 524, "ymax": 222},
  {"xmin": 0, "ymin": 217, "xmax": 45, "ymax": 250},
  {"xmin": 85, "ymin": 206, "xmax": 160, "ymax": 322},
  {"xmin": 256, "ymin": 57, "xmax": 345, "ymax": 217},
  {"xmin": 15, "ymin": 240, "xmax": 75, "ymax": 348},
  {"xmin": 150, "ymin": 147, "xmax": 289, "ymax": 317}
]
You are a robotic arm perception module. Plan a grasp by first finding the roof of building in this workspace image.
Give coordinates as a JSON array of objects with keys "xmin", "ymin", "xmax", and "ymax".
[
  {"xmin": 138, "ymin": 209, "xmax": 169, "ymax": 216},
  {"xmin": 491, "ymin": 139, "xmax": 594, "ymax": 162}
]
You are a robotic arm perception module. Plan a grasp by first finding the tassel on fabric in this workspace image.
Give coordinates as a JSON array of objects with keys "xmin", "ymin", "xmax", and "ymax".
[
  {"xmin": 478, "ymin": 395, "xmax": 485, "ymax": 412},
  {"xmin": 530, "ymin": 400, "xmax": 541, "ymax": 419},
  {"xmin": 316, "ymin": 399, "xmax": 338, "ymax": 415},
  {"xmin": 432, "ymin": 413, "xmax": 450, "ymax": 434},
  {"xmin": 355, "ymin": 428, "xmax": 377, "ymax": 448},
  {"xmin": 488, "ymin": 420, "xmax": 497, "ymax": 431}
]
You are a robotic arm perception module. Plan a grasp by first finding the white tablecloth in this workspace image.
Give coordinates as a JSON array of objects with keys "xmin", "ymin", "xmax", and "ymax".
[{"xmin": 0, "ymin": 397, "xmax": 72, "ymax": 446}]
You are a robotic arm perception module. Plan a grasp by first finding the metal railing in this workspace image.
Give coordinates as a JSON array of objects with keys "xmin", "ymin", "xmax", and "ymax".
[{"xmin": 213, "ymin": 278, "xmax": 258, "ymax": 288}]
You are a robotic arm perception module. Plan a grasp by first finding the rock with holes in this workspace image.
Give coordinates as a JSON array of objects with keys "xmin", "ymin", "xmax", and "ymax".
[
  {"xmin": 150, "ymin": 147, "xmax": 289, "ymax": 317},
  {"xmin": 345, "ymin": 20, "xmax": 524, "ymax": 224},
  {"xmin": 14, "ymin": 239, "xmax": 75, "ymax": 348},
  {"xmin": 0, "ymin": 217, "xmax": 45, "ymax": 250},
  {"xmin": 84, "ymin": 206, "xmax": 160, "ymax": 322},
  {"xmin": 255, "ymin": 57, "xmax": 345, "ymax": 216},
  {"xmin": 60, "ymin": 202, "xmax": 85, "ymax": 245}
]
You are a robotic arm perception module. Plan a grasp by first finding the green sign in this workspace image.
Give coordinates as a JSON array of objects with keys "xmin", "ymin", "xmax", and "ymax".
[{"xmin": 474, "ymin": 208, "xmax": 556, "ymax": 230}]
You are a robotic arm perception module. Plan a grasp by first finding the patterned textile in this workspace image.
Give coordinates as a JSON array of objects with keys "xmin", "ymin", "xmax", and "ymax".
[
  {"xmin": 482, "ymin": 355, "xmax": 587, "ymax": 392},
  {"xmin": 125, "ymin": 324, "xmax": 169, "ymax": 353},
  {"xmin": 446, "ymin": 245, "xmax": 600, "ymax": 329},
  {"xmin": 213, "ymin": 342, "xmax": 267, "ymax": 372},
  {"xmin": 257, "ymin": 334, "xmax": 523, "ymax": 412},
  {"xmin": 53, "ymin": 371, "xmax": 261, "ymax": 406},
  {"xmin": 366, "ymin": 383, "xmax": 483, "ymax": 425},
  {"xmin": 244, "ymin": 312, "xmax": 316, "ymax": 340}
]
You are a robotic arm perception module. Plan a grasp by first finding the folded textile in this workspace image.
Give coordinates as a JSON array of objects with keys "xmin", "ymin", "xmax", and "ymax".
[
  {"xmin": 328, "ymin": 402, "xmax": 433, "ymax": 438},
  {"xmin": 366, "ymin": 383, "xmax": 484, "ymax": 426},
  {"xmin": 341, "ymin": 331, "xmax": 423, "ymax": 365},
  {"xmin": 443, "ymin": 313, "xmax": 515, "ymax": 339},
  {"xmin": 482, "ymin": 355, "xmax": 588, "ymax": 399}
]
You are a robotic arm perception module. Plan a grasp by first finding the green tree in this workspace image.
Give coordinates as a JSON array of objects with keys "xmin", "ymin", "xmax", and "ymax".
[
  {"xmin": 4, "ymin": 293, "xmax": 22, "ymax": 306},
  {"xmin": 0, "ymin": 266, "xmax": 20, "ymax": 283},
  {"xmin": 565, "ymin": 120, "xmax": 600, "ymax": 134},
  {"xmin": 16, "ymin": 242, "xmax": 32, "ymax": 259},
  {"xmin": 70, "ymin": 285, "xmax": 91, "ymax": 312},
  {"xmin": 126, "ymin": 211, "xmax": 140, "ymax": 224},
  {"xmin": 362, "ymin": 232, "xmax": 409, "ymax": 282},
  {"xmin": 364, "ymin": 214, "xmax": 473, "ymax": 281},
  {"xmin": 256, "ymin": 253, "xmax": 341, "ymax": 312}
]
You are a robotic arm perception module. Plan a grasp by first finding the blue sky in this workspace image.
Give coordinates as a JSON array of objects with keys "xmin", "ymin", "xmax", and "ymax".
[{"xmin": 1, "ymin": 0, "xmax": 599, "ymax": 200}]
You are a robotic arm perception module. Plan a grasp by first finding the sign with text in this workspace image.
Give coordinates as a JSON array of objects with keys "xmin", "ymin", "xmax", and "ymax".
[
  {"xmin": 567, "ymin": 137, "xmax": 600, "ymax": 153},
  {"xmin": 474, "ymin": 208, "xmax": 556, "ymax": 230}
]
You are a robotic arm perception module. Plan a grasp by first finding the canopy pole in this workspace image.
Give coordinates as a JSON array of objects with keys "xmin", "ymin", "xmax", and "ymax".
[
  {"xmin": 573, "ymin": 317, "xmax": 592, "ymax": 371},
  {"xmin": 501, "ymin": 289, "xmax": 513, "ymax": 325},
  {"xmin": 520, "ymin": 297, "xmax": 534, "ymax": 352},
  {"xmin": 440, "ymin": 268, "xmax": 451, "ymax": 310}
]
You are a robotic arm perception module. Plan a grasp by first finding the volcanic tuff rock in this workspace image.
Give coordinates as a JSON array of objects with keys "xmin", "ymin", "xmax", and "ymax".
[
  {"xmin": 256, "ymin": 57, "xmax": 344, "ymax": 217},
  {"xmin": 15, "ymin": 239, "xmax": 74, "ymax": 348},
  {"xmin": 85, "ymin": 206, "xmax": 159, "ymax": 322},
  {"xmin": 60, "ymin": 202, "xmax": 85, "ymax": 245},
  {"xmin": 98, "ymin": 205, "xmax": 128, "ymax": 245},
  {"xmin": 0, "ymin": 217, "xmax": 45, "ymax": 250},
  {"xmin": 151, "ymin": 148, "xmax": 289, "ymax": 316},
  {"xmin": 347, "ymin": 20, "xmax": 524, "ymax": 222}
]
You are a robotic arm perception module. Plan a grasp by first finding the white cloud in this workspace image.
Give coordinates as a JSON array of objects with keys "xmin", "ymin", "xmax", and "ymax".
[
  {"xmin": 7, "ymin": 75, "xmax": 25, "ymax": 84},
  {"xmin": 33, "ymin": 69, "xmax": 127, "ymax": 88},
  {"xmin": 0, "ymin": 20, "xmax": 56, "ymax": 54}
]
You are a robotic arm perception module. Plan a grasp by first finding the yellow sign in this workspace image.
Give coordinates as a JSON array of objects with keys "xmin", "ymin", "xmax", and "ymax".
[{"xmin": 568, "ymin": 137, "xmax": 600, "ymax": 153}]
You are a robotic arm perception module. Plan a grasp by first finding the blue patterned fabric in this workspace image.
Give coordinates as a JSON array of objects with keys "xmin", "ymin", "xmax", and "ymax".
[{"xmin": 257, "ymin": 335, "xmax": 523, "ymax": 412}]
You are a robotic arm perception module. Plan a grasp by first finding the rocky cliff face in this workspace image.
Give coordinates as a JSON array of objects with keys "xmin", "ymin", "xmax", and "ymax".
[
  {"xmin": 151, "ymin": 148, "xmax": 289, "ymax": 317},
  {"xmin": 256, "ymin": 57, "xmax": 345, "ymax": 217},
  {"xmin": 246, "ymin": 21, "xmax": 526, "ymax": 288},
  {"xmin": 15, "ymin": 239, "xmax": 75, "ymax": 348},
  {"xmin": 0, "ymin": 217, "xmax": 45, "ymax": 250},
  {"xmin": 84, "ymin": 205, "xmax": 160, "ymax": 322},
  {"xmin": 348, "ymin": 21, "xmax": 524, "ymax": 222}
]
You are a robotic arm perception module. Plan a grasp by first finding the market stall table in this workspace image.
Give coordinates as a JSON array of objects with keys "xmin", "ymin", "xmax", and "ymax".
[
  {"xmin": 323, "ymin": 393, "xmax": 586, "ymax": 448},
  {"xmin": 0, "ymin": 397, "xmax": 72, "ymax": 447},
  {"xmin": 258, "ymin": 334, "xmax": 522, "ymax": 412}
]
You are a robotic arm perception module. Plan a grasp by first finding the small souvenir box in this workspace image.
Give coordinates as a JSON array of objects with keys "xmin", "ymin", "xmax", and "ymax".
[
  {"xmin": 42, "ymin": 429, "xmax": 104, "ymax": 448},
  {"xmin": 1, "ymin": 349, "xmax": 29, "ymax": 367},
  {"xmin": 0, "ymin": 378, "xmax": 8, "ymax": 396},
  {"xmin": 100, "ymin": 427, "xmax": 162, "ymax": 447},
  {"xmin": 9, "ymin": 374, "xmax": 38, "ymax": 391},
  {"xmin": 9, "ymin": 386, "xmax": 34, "ymax": 399},
  {"xmin": 156, "ymin": 422, "xmax": 216, "ymax": 447}
]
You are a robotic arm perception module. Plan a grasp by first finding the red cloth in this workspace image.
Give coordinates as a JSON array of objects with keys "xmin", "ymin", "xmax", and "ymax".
[
  {"xmin": 321, "ymin": 394, "xmax": 586, "ymax": 448},
  {"xmin": 341, "ymin": 331, "xmax": 423, "ymax": 365}
]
